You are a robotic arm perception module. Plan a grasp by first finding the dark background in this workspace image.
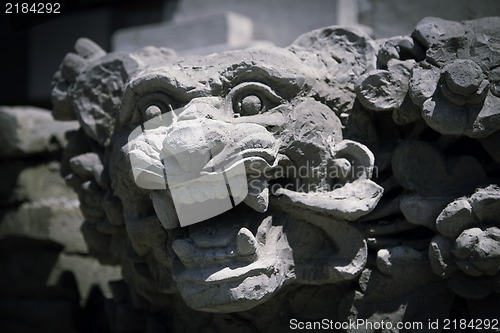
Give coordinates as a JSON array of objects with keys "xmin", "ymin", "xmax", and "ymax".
[{"xmin": 1, "ymin": 0, "xmax": 500, "ymax": 109}]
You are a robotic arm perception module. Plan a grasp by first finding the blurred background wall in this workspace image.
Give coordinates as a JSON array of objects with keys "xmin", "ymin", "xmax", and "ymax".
[{"xmin": 2, "ymin": 0, "xmax": 500, "ymax": 109}]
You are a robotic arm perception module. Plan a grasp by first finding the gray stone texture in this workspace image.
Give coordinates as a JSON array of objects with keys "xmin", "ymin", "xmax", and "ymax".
[
  {"xmin": 429, "ymin": 186, "xmax": 500, "ymax": 299},
  {"xmin": 6, "ymin": 14, "xmax": 496, "ymax": 333}
]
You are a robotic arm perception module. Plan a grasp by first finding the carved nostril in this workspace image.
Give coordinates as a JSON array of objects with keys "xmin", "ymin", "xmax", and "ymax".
[
  {"xmin": 162, "ymin": 120, "xmax": 231, "ymax": 176},
  {"xmin": 162, "ymin": 125, "xmax": 212, "ymax": 173},
  {"xmin": 177, "ymin": 100, "xmax": 225, "ymax": 121}
]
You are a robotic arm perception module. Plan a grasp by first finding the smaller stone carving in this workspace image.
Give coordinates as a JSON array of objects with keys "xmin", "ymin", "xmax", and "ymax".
[
  {"xmin": 410, "ymin": 17, "xmax": 500, "ymax": 138},
  {"xmin": 429, "ymin": 185, "xmax": 500, "ymax": 299}
]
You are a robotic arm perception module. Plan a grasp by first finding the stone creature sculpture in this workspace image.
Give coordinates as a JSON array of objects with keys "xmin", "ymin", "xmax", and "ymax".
[{"xmin": 52, "ymin": 17, "xmax": 500, "ymax": 333}]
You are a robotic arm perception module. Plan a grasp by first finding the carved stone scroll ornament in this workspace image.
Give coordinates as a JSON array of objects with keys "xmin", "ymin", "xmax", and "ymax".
[{"xmin": 52, "ymin": 17, "xmax": 500, "ymax": 332}]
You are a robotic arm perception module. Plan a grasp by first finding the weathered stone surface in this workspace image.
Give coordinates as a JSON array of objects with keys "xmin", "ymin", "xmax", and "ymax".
[
  {"xmin": 356, "ymin": 69, "xmax": 407, "ymax": 111},
  {"xmin": 491, "ymin": 66, "xmax": 500, "ymax": 98},
  {"xmin": 0, "ymin": 161, "xmax": 77, "ymax": 205},
  {"xmin": 392, "ymin": 140, "xmax": 488, "ymax": 196},
  {"xmin": 0, "ymin": 106, "xmax": 78, "ymax": 157},
  {"xmin": 355, "ymin": 59, "xmax": 414, "ymax": 112},
  {"xmin": 454, "ymin": 227, "xmax": 500, "ymax": 276},
  {"xmin": 340, "ymin": 264, "xmax": 452, "ymax": 333},
  {"xmin": 408, "ymin": 17, "xmax": 500, "ymax": 138},
  {"xmin": 429, "ymin": 235, "xmax": 457, "ymax": 278},
  {"xmin": 289, "ymin": 26, "xmax": 376, "ymax": 117},
  {"xmin": 443, "ymin": 59, "xmax": 486, "ymax": 96},
  {"xmin": 392, "ymin": 94, "xmax": 421, "ymax": 125},
  {"xmin": 52, "ymin": 38, "xmax": 106, "ymax": 121},
  {"xmin": 376, "ymin": 246, "xmax": 428, "ymax": 276},
  {"xmin": 469, "ymin": 184, "xmax": 500, "ymax": 222},
  {"xmin": 436, "ymin": 198, "xmax": 479, "ymax": 239},
  {"xmin": 422, "ymin": 86, "xmax": 500, "ymax": 138},
  {"xmin": 46, "ymin": 16, "xmax": 500, "ymax": 332},
  {"xmin": 408, "ymin": 62, "xmax": 441, "ymax": 107},
  {"xmin": 400, "ymin": 195, "xmax": 452, "ymax": 230},
  {"xmin": 430, "ymin": 186, "xmax": 500, "ymax": 299},
  {"xmin": 377, "ymin": 36, "xmax": 425, "ymax": 67},
  {"xmin": 275, "ymin": 179, "xmax": 383, "ymax": 221},
  {"xmin": 412, "ymin": 17, "xmax": 468, "ymax": 49}
]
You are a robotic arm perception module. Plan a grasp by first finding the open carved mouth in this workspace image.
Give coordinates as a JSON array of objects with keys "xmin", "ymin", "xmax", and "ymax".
[
  {"xmin": 168, "ymin": 204, "xmax": 294, "ymax": 313},
  {"xmin": 160, "ymin": 143, "xmax": 295, "ymax": 312},
  {"xmin": 149, "ymin": 139, "xmax": 379, "ymax": 311}
]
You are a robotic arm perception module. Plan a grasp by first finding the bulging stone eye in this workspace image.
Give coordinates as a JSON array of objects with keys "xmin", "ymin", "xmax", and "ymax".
[
  {"xmin": 227, "ymin": 82, "xmax": 284, "ymax": 116},
  {"xmin": 240, "ymin": 95, "xmax": 263, "ymax": 115},
  {"xmin": 135, "ymin": 92, "xmax": 176, "ymax": 124},
  {"xmin": 144, "ymin": 105, "xmax": 162, "ymax": 120}
]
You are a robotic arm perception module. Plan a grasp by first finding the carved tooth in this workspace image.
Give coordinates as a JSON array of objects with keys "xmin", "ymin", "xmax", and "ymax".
[
  {"xmin": 244, "ymin": 178, "xmax": 269, "ymax": 212},
  {"xmin": 236, "ymin": 227, "xmax": 257, "ymax": 256},
  {"xmin": 256, "ymin": 216, "xmax": 273, "ymax": 245}
]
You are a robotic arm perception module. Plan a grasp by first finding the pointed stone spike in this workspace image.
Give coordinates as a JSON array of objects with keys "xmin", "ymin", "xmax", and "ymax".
[
  {"xmin": 236, "ymin": 227, "xmax": 257, "ymax": 256},
  {"xmin": 256, "ymin": 216, "xmax": 273, "ymax": 245}
]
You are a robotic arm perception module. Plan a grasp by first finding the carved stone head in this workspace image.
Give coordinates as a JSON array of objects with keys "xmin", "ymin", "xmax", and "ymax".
[{"xmin": 53, "ymin": 27, "xmax": 383, "ymax": 314}]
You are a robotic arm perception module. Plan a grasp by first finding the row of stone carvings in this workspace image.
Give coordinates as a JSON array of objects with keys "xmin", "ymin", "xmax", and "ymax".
[{"xmin": 354, "ymin": 17, "xmax": 500, "ymax": 301}]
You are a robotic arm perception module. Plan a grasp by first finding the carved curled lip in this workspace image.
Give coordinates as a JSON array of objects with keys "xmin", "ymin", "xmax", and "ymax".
[
  {"xmin": 173, "ymin": 260, "xmax": 275, "ymax": 284},
  {"xmin": 162, "ymin": 148, "xmax": 279, "ymax": 190},
  {"xmin": 170, "ymin": 213, "xmax": 283, "ymax": 285},
  {"xmin": 201, "ymin": 149, "xmax": 279, "ymax": 175},
  {"xmin": 171, "ymin": 236, "xmax": 257, "ymax": 267}
]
